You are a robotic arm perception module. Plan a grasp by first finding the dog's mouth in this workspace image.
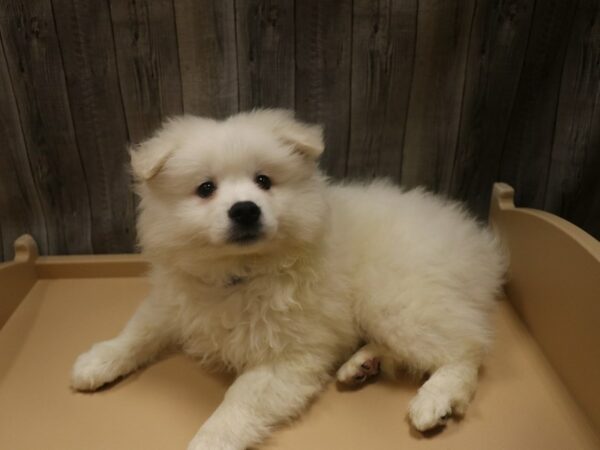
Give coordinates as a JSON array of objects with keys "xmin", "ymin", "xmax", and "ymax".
[{"xmin": 228, "ymin": 228, "xmax": 263, "ymax": 245}]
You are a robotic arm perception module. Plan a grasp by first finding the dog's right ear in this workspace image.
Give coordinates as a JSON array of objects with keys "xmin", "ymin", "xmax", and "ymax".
[
  {"xmin": 130, "ymin": 118, "xmax": 184, "ymax": 181},
  {"xmin": 130, "ymin": 137, "xmax": 175, "ymax": 182}
]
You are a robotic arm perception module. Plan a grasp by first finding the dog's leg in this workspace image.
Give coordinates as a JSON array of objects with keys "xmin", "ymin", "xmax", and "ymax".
[
  {"xmin": 408, "ymin": 361, "xmax": 478, "ymax": 431},
  {"xmin": 336, "ymin": 343, "xmax": 382, "ymax": 385},
  {"xmin": 71, "ymin": 297, "xmax": 175, "ymax": 391},
  {"xmin": 188, "ymin": 361, "xmax": 327, "ymax": 450}
]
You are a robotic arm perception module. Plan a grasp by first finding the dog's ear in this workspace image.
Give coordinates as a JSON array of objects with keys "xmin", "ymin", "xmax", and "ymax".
[
  {"xmin": 274, "ymin": 112, "xmax": 324, "ymax": 160},
  {"xmin": 130, "ymin": 120, "xmax": 180, "ymax": 181},
  {"xmin": 130, "ymin": 138, "xmax": 174, "ymax": 181},
  {"xmin": 242, "ymin": 109, "xmax": 325, "ymax": 160}
]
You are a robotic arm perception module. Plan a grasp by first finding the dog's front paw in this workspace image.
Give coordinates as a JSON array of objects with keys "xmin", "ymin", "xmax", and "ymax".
[
  {"xmin": 71, "ymin": 341, "xmax": 129, "ymax": 391},
  {"xmin": 408, "ymin": 388, "xmax": 452, "ymax": 431}
]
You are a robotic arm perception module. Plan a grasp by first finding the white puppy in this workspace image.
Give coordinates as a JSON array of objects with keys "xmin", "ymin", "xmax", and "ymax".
[{"xmin": 71, "ymin": 110, "xmax": 506, "ymax": 449}]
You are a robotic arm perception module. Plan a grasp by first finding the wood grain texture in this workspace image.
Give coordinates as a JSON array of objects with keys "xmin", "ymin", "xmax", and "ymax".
[
  {"xmin": 449, "ymin": 0, "xmax": 537, "ymax": 218},
  {"xmin": 345, "ymin": 0, "xmax": 417, "ymax": 181},
  {"xmin": 0, "ymin": 0, "xmax": 93, "ymax": 255},
  {"xmin": 109, "ymin": 0, "xmax": 184, "ymax": 143},
  {"xmin": 52, "ymin": 0, "xmax": 135, "ymax": 254},
  {"xmin": 236, "ymin": 0, "xmax": 295, "ymax": 110},
  {"xmin": 0, "ymin": 34, "xmax": 48, "ymax": 259},
  {"xmin": 174, "ymin": 0, "xmax": 238, "ymax": 117},
  {"xmin": 1, "ymin": 0, "xmax": 600, "ymax": 260},
  {"xmin": 499, "ymin": 0, "xmax": 579, "ymax": 209},
  {"xmin": 401, "ymin": 0, "xmax": 477, "ymax": 191},
  {"xmin": 544, "ymin": 0, "xmax": 600, "ymax": 238},
  {"xmin": 294, "ymin": 0, "xmax": 352, "ymax": 179}
]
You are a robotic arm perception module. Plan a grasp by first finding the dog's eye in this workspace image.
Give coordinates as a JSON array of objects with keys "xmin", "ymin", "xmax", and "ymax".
[
  {"xmin": 255, "ymin": 174, "xmax": 272, "ymax": 190},
  {"xmin": 196, "ymin": 181, "xmax": 216, "ymax": 198}
]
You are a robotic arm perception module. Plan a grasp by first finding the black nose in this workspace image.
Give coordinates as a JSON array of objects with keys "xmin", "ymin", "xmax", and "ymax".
[{"xmin": 228, "ymin": 201, "xmax": 261, "ymax": 226}]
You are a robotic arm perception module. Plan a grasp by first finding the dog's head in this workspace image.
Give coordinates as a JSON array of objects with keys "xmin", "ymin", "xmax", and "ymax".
[{"xmin": 131, "ymin": 109, "xmax": 328, "ymax": 265}]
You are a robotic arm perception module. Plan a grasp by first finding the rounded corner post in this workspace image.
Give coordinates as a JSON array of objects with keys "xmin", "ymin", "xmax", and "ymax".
[
  {"xmin": 13, "ymin": 235, "xmax": 39, "ymax": 263},
  {"xmin": 489, "ymin": 183, "xmax": 516, "ymax": 223}
]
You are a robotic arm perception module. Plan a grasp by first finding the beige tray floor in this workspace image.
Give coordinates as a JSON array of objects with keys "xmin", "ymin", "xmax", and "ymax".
[{"xmin": 0, "ymin": 276, "xmax": 598, "ymax": 450}]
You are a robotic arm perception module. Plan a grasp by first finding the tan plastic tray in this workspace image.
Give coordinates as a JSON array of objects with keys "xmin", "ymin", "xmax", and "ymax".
[{"xmin": 1, "ymin": 183, "xmax": 599, "ymax": 450}]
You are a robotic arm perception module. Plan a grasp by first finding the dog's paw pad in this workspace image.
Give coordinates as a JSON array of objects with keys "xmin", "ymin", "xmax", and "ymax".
[
  {"xmin": 337, "ymin": 357, "xmax": 380, "ymax": 385},
  {"xmin": 408, "ymin": 391, "xmax": 453, "ymax": 431},
  {"xmin": 359, "ymin": 359, "xmax": 380, "ymax": 375}
]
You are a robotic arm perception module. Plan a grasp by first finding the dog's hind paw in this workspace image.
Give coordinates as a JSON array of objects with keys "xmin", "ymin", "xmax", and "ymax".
[{"xmin": 337, "ymin": 346, "xmax": 381, "ymax": 385}]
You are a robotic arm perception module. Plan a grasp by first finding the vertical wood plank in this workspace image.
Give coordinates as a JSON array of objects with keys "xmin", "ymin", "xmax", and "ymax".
[
  {"xmin": 0, "ymin": 0, "xmax": 93, "ymax": 255},
  {"xmin": 544, "ymin": 0, "xmax": 600, "ymax": 239},
  {"xmin": 236, "ymin": 0, "xmax": 295, "ymax": 110},
  {"xmin": 345, "ymin": 0, "xmax": 418, "ymax": 180},
  {"xmin": 51, "ymin": 0, "xmax": 135, "ymax": 254},
  {"xmin": 449, "ymin": 0, "xmax": 536, "ymax": 218},
  {"xmin": 0, "ymin": 34, "xmax": 48, "ymax": 259},
  {"xmin": 401, "ymin": 0, "xmax": 477, "ymax": 192},
  {"xmin": 174, "ymin": 0, "xmax": 238, "ymax": 117},
  {"xmin": 294, "ymin": 0, "xmax": 353, "ymax": 178},
  {"xmin": 109, "ymin": 0, "xmax": 185, "ymax": 250},
  {"xmin": 499, "ymin": 0, "xmax": 578, "ymax": 209},
  {"xmin": 109, "ymin": 0, "xmax": 184, "ymax": 143}
]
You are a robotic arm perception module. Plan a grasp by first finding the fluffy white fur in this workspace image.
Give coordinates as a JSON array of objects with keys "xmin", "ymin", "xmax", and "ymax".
[{"xmin": 71, "ymin": 110, "xmax": 506, "ymax": 450}]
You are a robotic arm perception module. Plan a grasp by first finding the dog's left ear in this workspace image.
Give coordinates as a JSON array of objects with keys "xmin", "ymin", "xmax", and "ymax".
[
  {"xmin": 274, "ymin": 113, "xmax": 324, "ymax": 160},
  {"xmin": 243, "ymin": 109, "xmax": 325, "ymax": 160}
]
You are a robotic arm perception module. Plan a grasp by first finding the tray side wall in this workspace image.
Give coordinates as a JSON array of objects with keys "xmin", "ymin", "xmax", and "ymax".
[
  {"xmin": 490, "ymin": 183, "xmax": 600, "ymax": 435},
  {"xmin": 0, "ymin": 235, "xmax": 39, "ymax": 328},
  {"xmin": 0, "ymin": 260, "xmax": 37, "ymax": 328}
]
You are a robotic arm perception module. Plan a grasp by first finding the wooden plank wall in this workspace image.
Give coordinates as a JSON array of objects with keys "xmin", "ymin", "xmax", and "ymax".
[{"xmin": 0, "ymin": 0, "xmax": 599, "ymax": 260}]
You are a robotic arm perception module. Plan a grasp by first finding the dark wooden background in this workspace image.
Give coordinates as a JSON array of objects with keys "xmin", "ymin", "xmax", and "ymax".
[{"xmin": 1, "ymin": 0, "xmax": 599, "ymax": 260}]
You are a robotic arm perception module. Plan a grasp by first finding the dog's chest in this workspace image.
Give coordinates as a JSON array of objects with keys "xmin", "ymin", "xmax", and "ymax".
[{"xmin": 177, "ymin": 277, "xmax": 307, "ymax": 370}]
